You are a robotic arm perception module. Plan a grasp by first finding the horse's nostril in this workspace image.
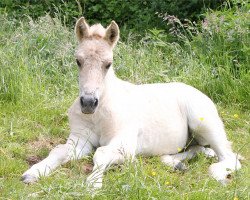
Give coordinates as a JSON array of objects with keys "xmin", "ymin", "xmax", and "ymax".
[
  {"xmin": 94, "ymin": 98, "xmax": 98, "ymax": 107},
  {"xmin": 80, "ymin": 96, "xmax": 85, "ymax": 107}
]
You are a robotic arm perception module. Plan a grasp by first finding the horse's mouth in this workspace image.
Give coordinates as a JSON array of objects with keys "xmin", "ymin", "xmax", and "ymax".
[{"xmin": 81, "ymin": 107, "xmax": 96, "ymax": 114}]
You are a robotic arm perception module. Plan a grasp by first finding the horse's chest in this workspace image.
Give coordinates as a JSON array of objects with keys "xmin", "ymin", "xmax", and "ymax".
[{"xmin": 91, "ymin": 119, "xmax": 117, "ymax": 146}]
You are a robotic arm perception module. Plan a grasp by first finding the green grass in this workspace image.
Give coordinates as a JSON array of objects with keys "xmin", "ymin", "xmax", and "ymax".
[{"xmin": 0, "ymin": 4, "xmax": 250, "ymax": 199}]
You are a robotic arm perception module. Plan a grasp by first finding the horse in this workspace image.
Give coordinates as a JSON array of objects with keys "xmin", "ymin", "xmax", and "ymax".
[{"xmin": 21, "ymin": 17, "xmax": 241, "ymax": 189}]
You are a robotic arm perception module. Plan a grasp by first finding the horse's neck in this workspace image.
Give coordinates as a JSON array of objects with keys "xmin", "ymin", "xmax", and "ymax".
[
  {"xmin": 100, "ymin": 67, "xmax": 129, "ymax": 106},
  {"xmin": 103, "ymin": 68, "xmax": 121, "ymax": 95},
  {"xmin": 93, "ymin": 68, "xmax": 135, "ymax": 123}
]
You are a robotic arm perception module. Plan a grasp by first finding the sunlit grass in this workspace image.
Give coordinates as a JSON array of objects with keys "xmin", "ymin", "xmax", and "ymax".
[{"xmin": 0, "ymin": 4, "xmax": 249, "ymax": 199}]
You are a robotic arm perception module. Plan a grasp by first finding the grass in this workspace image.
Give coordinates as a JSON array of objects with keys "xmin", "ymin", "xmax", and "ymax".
[{"xmin": 0, "ymin": 3, "xmax": 250, "ymax": 199}]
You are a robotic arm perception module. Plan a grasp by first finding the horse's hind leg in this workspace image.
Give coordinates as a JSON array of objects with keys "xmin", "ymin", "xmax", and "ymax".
[
  {"xmin": 208, "ymin": 136, "xmax": 241, "ymax": 184},
  {"xmin": 161, "ymin": 145, "xmax": 216, "ymax": 170},
  {"xmin": 192, "ymin": 119, "xmax": 241, "ymax": 184}
]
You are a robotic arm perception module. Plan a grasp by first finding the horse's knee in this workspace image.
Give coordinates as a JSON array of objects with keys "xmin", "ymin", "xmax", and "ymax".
[
  {"xmin": 49, "ymin": 144, "xmax": 71, "ymax": 163},
  {"xmin": 93, "ymin": 146, "xmax": 127, "ymax": 169},
  {"xmin": 50, "ymin": 144, "xmax": 67, "ymax": 154},
  {"xmin": 51, "ymin": 140, "xmax": 92, "ymax": 162},
  {"xmin": 93, "ymin": 147, "xmax": 108, "ymax": 165}
]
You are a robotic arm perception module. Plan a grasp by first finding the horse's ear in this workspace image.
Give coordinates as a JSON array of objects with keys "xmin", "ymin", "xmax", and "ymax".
[
  {"xmin": 104, "ymin": 21, "xmax": 120, "ymax": 48},
  {"xmin": 75, "ymin": 17, "xmax": 90, "ymax": 42}
]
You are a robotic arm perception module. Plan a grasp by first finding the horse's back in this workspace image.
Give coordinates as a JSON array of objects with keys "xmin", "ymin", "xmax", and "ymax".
[{"xmin": 138, "ymin": 82, "xmax": 218, "ymax": 118}]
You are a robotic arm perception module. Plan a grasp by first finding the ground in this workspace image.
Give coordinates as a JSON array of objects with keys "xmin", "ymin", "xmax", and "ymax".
[
  {"xmin": 0, "ymin": 10, "xmax": 249, "ymax": 199},
  {"xmin": 0, "ymin": 94, "xmax": 249, "ymax": 199}
]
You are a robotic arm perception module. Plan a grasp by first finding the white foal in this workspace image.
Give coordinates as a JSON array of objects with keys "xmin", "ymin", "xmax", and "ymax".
[{"xmin": 21, "ymin": 17, "xmax": 241, "ymax": 188}]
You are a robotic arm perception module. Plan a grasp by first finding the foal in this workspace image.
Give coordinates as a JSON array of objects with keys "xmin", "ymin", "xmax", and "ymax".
[{"xmin": 22, "ymin": 17, "xmax": 241, "ymax": 188}]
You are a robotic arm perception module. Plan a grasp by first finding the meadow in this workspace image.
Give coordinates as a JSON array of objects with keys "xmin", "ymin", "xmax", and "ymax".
[{"xmin": 0, "ymin": 3, "xmax": 249, "ymax": 199}]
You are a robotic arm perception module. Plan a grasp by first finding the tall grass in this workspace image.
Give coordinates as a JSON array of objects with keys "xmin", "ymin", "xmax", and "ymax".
[
  {"xmin": 0, "ymin": 3, "xmax": 249, "ymax": 200},
  {"xmin": 1, "ymin": 3, "xmax": 249, "ymax": 109},
  {"xmin": 140, "ymin": 2, "xmax": 250, "ymax": 109},
  {"xmin": 187, "ymin": 4, "xmax": 250, "ymax": 107},
  {"xmin": 0, "ymin": 15, "xmax": 77, "ymax": 104}
]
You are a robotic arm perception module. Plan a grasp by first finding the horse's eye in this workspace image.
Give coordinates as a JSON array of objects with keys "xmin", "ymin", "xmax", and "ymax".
[
  {"xmin": 76, "ymin": 59, "xmax": 81, "ymax": 67},
  {"xmin": 106, "ymin": 63, "xmax": 112, "ymax": 69}
]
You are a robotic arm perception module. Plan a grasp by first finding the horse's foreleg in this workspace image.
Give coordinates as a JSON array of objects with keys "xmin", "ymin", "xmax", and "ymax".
[
  {"xmin": 21, "ymin": 133, "xmax": 93, "ymax": 184},
  {"xmin": 86, "ymin": 134, "xmax": 137, "ymax": 189},
  {"xmin": 86, "ymin": 146, "xmax": 125, "ymax": 189}
]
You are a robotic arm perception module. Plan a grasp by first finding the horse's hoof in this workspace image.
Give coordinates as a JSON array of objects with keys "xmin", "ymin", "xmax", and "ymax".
[{"xmin": 21, "ymin": 174, "xmax": 38, "ymax": 184}]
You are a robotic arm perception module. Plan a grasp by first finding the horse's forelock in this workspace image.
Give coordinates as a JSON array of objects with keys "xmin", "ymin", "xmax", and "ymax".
[{"xmin": 89, "ymin": 24, "xmax": 106, "ymax": 39}]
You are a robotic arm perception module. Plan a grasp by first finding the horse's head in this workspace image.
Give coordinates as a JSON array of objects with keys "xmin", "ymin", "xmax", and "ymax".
[{"xmin": 74, "ymin": 17, "xmax": 119, "ymax": 114}]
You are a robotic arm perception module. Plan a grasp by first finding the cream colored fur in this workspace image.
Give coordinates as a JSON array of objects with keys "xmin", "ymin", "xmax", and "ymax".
[{"xmin": 21, "ymin": 17, "xmax": 241, "ymax": 189}]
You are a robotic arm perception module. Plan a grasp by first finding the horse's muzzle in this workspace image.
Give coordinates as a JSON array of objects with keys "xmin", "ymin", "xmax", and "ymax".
[{"xmin": 80, "ymin": 95, "xmax": 99, "ymax": 114}]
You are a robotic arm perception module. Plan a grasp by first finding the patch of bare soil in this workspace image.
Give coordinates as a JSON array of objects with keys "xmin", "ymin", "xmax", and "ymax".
[
  {"xmin": 26, "ymin": 135, "xmax": 65, "ymax": 166},
  {"xmin": 82, "ymin": 163, "xmax": 93, "ymax": 174},
  {"xmin": 28, "ymin": 135, "xmax": 64, "ymax": 151},
  {"xmin": 26, "ymin": 155, "xmax": 42, "ymax": 166}
]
